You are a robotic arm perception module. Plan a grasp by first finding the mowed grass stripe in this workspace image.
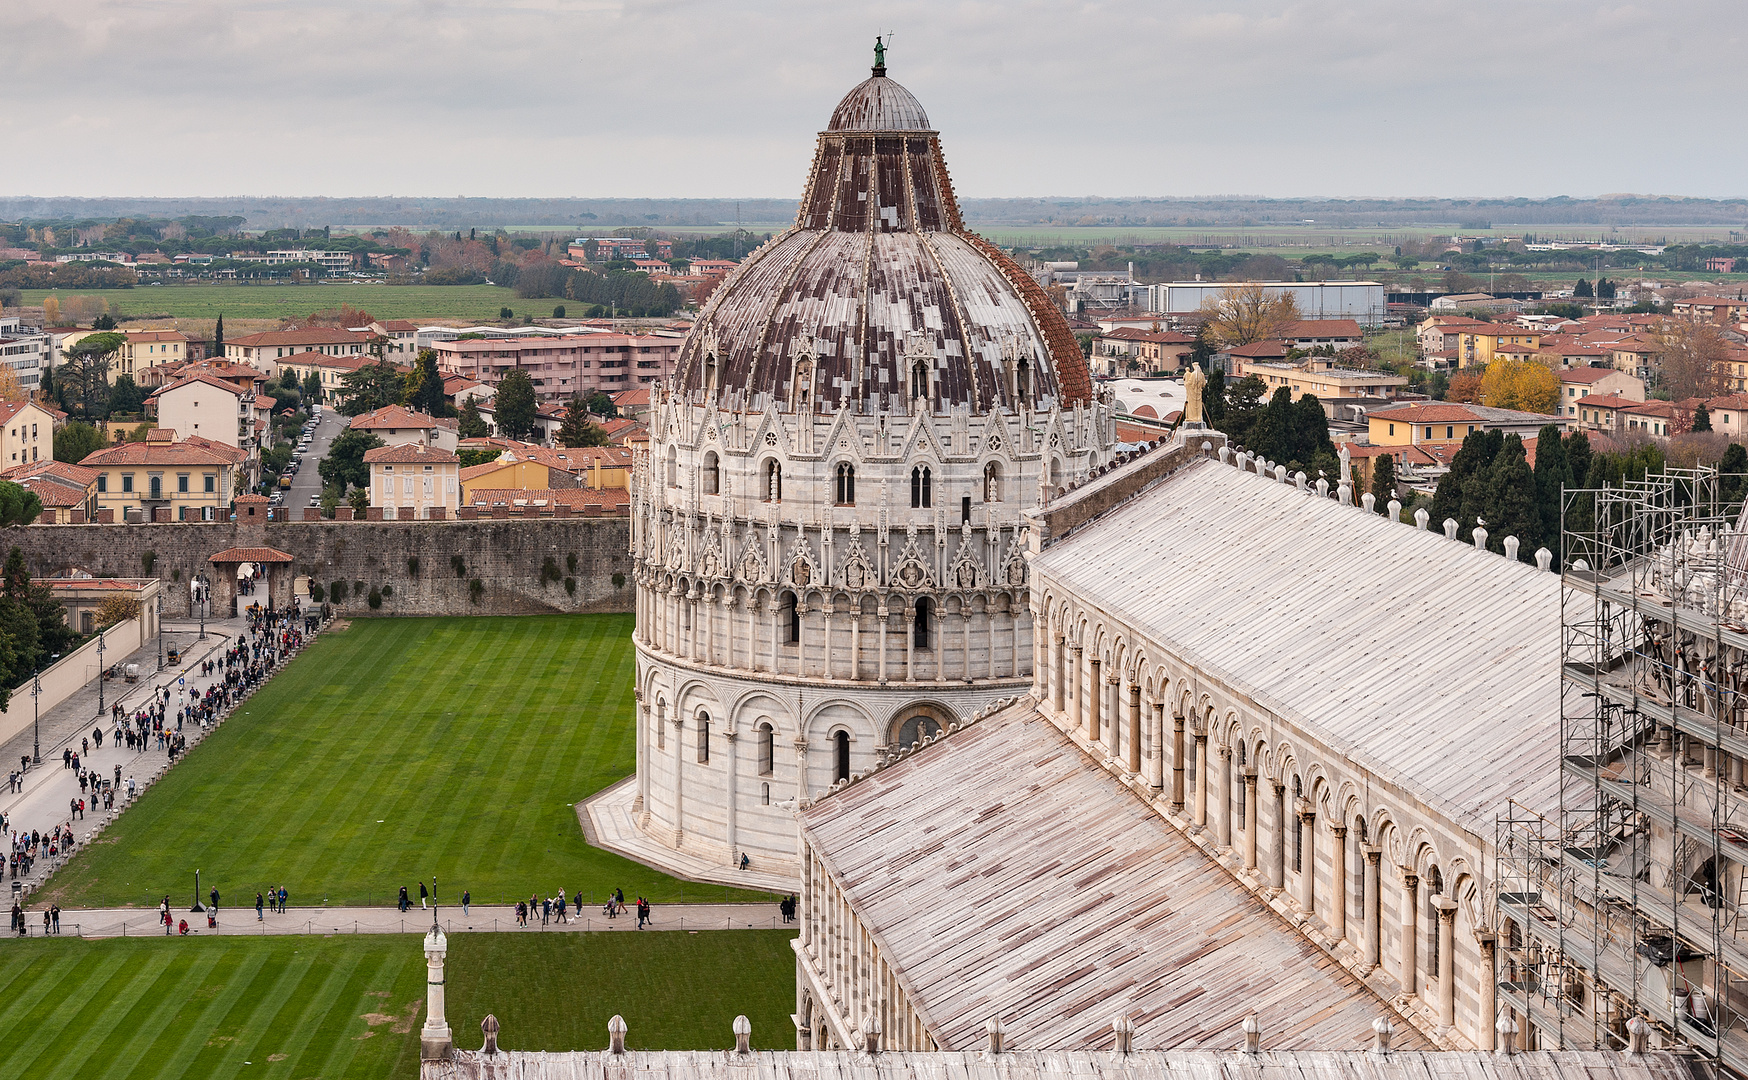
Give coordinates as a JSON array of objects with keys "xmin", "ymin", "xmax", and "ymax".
[
  {"xmin": 46, "ymin": 616, "xmax": 765, "ymax": 909},
  {"xmin": 95, "ymin": 950, "xmax": 237, "ymax": 1080},
  {"xmin": 0, "ymin": 949, "xmax": 136, "ymax": 1077}
]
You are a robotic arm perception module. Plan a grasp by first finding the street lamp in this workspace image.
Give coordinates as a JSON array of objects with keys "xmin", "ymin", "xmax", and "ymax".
[
  {"xmin": 156, "ymin": 593, "xmax": 164, "ymax": 672},
  {"xmin": 96, "ymin": 629, "xmax": 105, "ymax": 717},
  {"xmin": 30, "ymin": 658, "xmax": 53, "ymax": 766},
  {"xmin": 195, "ymin": 572, "xmax": 209, "ymax": 640}
]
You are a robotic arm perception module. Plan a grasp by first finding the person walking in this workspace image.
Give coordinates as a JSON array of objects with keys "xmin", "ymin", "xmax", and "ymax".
[
  {"xmin": 256, "ymin": 892, "xmax": 264, "ymax": 921},
  {"xmin": 398, "ymin": 885, "xmax": 409, "ymax": 913},
  {"xmin": 50, "ymin": 905, "xmax": 60, "ymax": 934},
  {"xmin": 210, "ymin": 887, "xmax": 220, "ymax": 919},
  {"xmin": 419, "ymin": 881, "xmax": 428, "ymax": 910},
  {"xmin": 278, "ymin": 885, "xmax": 287, "ymax": 913},
  {"xmin": 540, "ymin": 896, "xmax": 550, "ymax": 925},
  {"xmin": 461, "ymin": 890, "xmax": 470, "ymax": 916},
  {"xmin": 555, "ymin": 893, "xmax": 567, "ymax": 924}
]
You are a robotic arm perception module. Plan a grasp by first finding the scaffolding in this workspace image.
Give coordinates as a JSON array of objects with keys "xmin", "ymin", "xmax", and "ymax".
[{"xmin": 1497, "ymin": 467, "xmax": 1748, "ymax": 1075}]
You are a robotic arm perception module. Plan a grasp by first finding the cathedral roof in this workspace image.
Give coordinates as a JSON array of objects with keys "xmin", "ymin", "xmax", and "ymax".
[
  {"xmin": 800, "ymin": 701, "xmax": 1433, "ymax": 1052},
  {"xmin": 1031, "ymin": 457, "xmax": 1561, "ymax": 831},
  {"xmin": 674, "ymin": 59, "xmax": 1092, "ymax": 415}
]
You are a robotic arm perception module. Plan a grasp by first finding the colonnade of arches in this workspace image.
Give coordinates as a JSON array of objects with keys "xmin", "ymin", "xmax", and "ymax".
[
  {"xmin": 1035, "ymin": 590, "xmax": 1496, "ymax": 1047},
  {"xmin": 636, "ymin": 569, "xmax": 1031, "ymax": 685}
]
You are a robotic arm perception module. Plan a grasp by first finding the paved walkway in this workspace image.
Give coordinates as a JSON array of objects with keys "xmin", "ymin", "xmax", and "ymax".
[
  {"xmin": 11, "ymin": 902, "xmax": 789, "ymax": 939},
  {"xmin": 581, "ymin": 777, "xmax": 799, "ymax": 893},
  {"xmin": 1, "ymin": 615, "xmax": 316, "ymax": 899}
]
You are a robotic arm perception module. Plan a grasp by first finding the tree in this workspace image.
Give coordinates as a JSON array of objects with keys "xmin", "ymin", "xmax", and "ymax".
[
  {"xmin": 53, "ymin": 420, "xmax": 106, "ymax": 464},
  {"xmin": 1200, "ymin": 366, "xmax": 1227, "ymax": 428},
  {"xmin": 91, "ymin": 313, "xmax": 116, "ymax": 331},
  {"xmin": 1370, "ymin": 452, "xmax": 1398, "ymax": 506},
  {"xmin": 1531, "ymin": 423, "xmax": 1571, "ymax": 563},
  {"xmin": 1480, "ymin": 358, "xmax": 1560, "ymax": 414},
  {"xmin": 214, "ymin": 313, "xmax": 225, "ymax": 357},
  {"xmin": 0, "ymin": 364, "xmax": 24, "ymax": 404},
  {"xmin": 63, "ymin": 332, "xmax": 123, "ymax": 416},
  {"xmin": 1189, "ymin": 323, "xmax": 1217, "ymax": 369},
  {"xmin": 108, "ymin": 374, "xmax": 145, "ymax": 416},
  {"xmin": 348, "ymin": 486, "xmax": 370, "ymax": 514},
  {"xmin": 1721, "ymin": 442, "xmax": 1748, "ymax": 509},
  {"xmin": 1447, "ymin": 371, "xmax": 1484, "ymax": 404},
  {"xmin": 493, "ymin": 370, "xmax": 537, "ymax": 440},
  {"xmin": 0, "ymin": 481, "xmax": 41, "ymax": 527},
  {"xmin": 499, "ymin": 307, "xmax": 514, "ymax": 320},
  {"xmin": 338, "ymin": 358, "xmax": 404, "ymax": 415},
  {"xmin": 557, "ymin": 395, "xmax": 590, "ymax": 447},
  {"xmin": 302, "ymin": 370, "xmax": 323, "ymax": 405},
  {"xmin": 553, "ymin": 305, "xmax": 566, "ymax": 319},
  {"xmin": 1483, "ymin": 435, "xmax": 1540, "ymax": 558},
  {"xmin": 585, "ymin": 391, "xmax": 618, "ymax": 419},
  {"xmin": 1597, "ymin": 277, "xmax": 1616, "ymax": 300},
  {"xmin": 1431, "ymin": 429, "xmax": 1500, "ymax": 535},
  {"xmin": 457, "ymin": 397, "xmax": 489, "ymax": 439},
  {"xmin": 1198, "ymin": 284, "xmax": 1300, "ymax": 347},
  {"xmin": 1222, "ymin": 374, "xmax": 1266, "ymax": 447},
  {"xmin": 1574, "ymin": 278, "xmax": 1594, "ymax": 299},
  {"xmin": 1660, "ymin": 318, "xmax": 1730, "ymax": 401},
  {"xmin": 402, "ymin": 349, "xmax": 446, "ymax": 417},
  {"xmin": 317, "ymin": 430, "xmax": 384, "ymax": 492},
  {"xmin": 95, "ymin": 592, "xmax": 140, "ymax": 629},
  {"xmin": 1694, "ymin": 403, "xmax": 1713, "ymax": 432}
]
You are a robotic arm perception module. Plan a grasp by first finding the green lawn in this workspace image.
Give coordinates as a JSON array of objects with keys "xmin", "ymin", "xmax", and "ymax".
[
  {"xmin": 0, "ymin": 930, "xmax": 799, "ymax": 1080},
  {"xmin": 44, "ymin": 616, "xmax": 768, "ymax": 908},
  {"xmin": 20, "ymin": 283, "xmax": 522, "ymax": 322}
]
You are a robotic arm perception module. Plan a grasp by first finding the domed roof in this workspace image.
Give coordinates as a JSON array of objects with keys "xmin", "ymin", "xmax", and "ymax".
[
  {"xmin": 675, "ymin": 57, "xmax": 1091, "ymax": 414},
  {"xmin": 827, "ymin": 75, "xmax": 931, "ymax": 132}
]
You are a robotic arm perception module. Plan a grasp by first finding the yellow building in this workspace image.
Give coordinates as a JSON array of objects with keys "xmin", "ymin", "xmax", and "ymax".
[
  {"xmin": 459, "ymin": 446, "xmax": 633, "ymax": 503},
  {"xmin": 1236, "ymin": 361, "xmax": 1408, "ymax": 402},
  {"xmin": 117, "ymin": 330, "xmax": 188, "ymax": 380},
  {"xmin": 1454, "ymin": 327, "xmax": 1542, "ymax": 368},
  {"xmin": 81, "ymin": 434, "xmax": 245, "ymax": 522},
  {"xmin": 1367, "ymin": 403, "xmax": 1486, "ymax": 446},
  {"xmin": 0, "ymin": 399, "xmax": 59, "ymax": 468}
]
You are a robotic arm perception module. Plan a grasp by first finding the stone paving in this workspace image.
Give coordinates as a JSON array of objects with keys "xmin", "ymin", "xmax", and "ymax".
[
  {"xmin": 581, "ymin": 777, "xmax": 799, "ymax": 894},
  {"xmin": 0, "ymin": 614, "xmax": 312, "ymax": 901},
  {"xmin": 11, "ymin": 901, "xmax": 790, "ymax": 939}
]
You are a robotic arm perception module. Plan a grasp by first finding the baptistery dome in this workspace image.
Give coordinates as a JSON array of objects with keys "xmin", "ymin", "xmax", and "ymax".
[{"xmin": 676, "ymin": 57, "xmax": 1090, "ymax": 414}]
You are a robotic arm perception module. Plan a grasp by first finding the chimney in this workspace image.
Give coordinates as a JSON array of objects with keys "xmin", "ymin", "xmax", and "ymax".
[
  {"xmin": 1371, "ymin": 1017, "xmax": 1393, "ymax": 1055},
  {"xmin": 1472, "ymin": 526, "xmax": 1489, "ymax": 551},
  {"xmin": 1111, "ymin": 1015, "xmax": 1134, "ymax": 1054},
  {"xmin": 1496, "ymin": 1014, "xmax": 1519, "ymax": 1054},
  {"xmin": 1626, "ymin": 1015, "xmax": 1651, "ymax": 1055},
  {"xmin": 1503, "ymin": 535, "xmax": 1520, "ymax": 561},
  {"xmin": 1535, "ymin": 547, "xmax": 1553, "ymax": 571},
  {"xmin": 1442, "ymin": 517, "xmax": 1459, "ymax": 540},
  {"xmin": 862, "ymin": 1017, "xmax": 881, "ymax": 1054}
]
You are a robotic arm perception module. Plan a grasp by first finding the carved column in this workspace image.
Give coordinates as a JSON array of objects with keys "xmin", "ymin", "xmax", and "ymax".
[
  {"xmin": 1127, "ymin": 683, "xmax": 1142, "ymax": 773},
  {"xmin": 1216, "ymin": 744, "xmax": 1233, "ymax": 848},
  {"xmin": 1148, "ymin": 702, "xmax": 1166, "ymax": 790},
  {"xmin": 1400, "ymin": 871, "xmax": 1420, "ymax": 998},
  {"xmin": 636, "ymin": 700, "xmax": 651, "ymax": 816},
  {"xmin": 904, "ymin": 599, "xmax": 916, "ymax": 682},
  {"xmin": 795, "ymin": 738, "xmax": 810, "ymax": 803},
  {"xmin": 1329, "ymin": 825, "xmax": 1348, "ymax": 942},
  {"xmin": 1435, "ymin": 897, "xmax": 1458, "ymax": 1029},
  {"xmin": 1477, "ymin": 929, "xmax": 1497, "ymax": 1047},
  {"xmin": 1243, "ymin": 769, "xmax": 1259, "ymax": 869},
  {"xmin": 822, "ymin": 602, "xmax": 834, "ymax": 680},
  {"xmin": 850, "ymin": 605, "xmax": 862, "ymax": 681},
  {"xmin": 725, "ymin": 595, "xmax": 738, "ymax": 670},
  {"xmin": 1070, "ymin": 645, "xmax": 1084, "ymax": 731},
  {"xmin": 1088, "ymin": 658, "xmax": 1102, "ymax": 741},
  {"xmin": 724, "ymin": 725, "xmax": 739, "ymax": 864},
  {"xmin": 1171, "ymin": 714, "xmax": 1186, "ymax": 810},
  {"xmin": 961, "ymin": 610, "xmax": 973, "ymax": 683},
  {"xmin": 671, "ymin": 714, "xmax": 687, "ymax": 848},
  {"xmin": 1269, "ymin": 781, "xmax": 1286, "ymax": 893},
  {"xmin": 1298, "ymin": 807, "xmax": 1317, "ymax": 916},
  {"xmin": 1192, "ymin": 729, "xmax": 1208, "ymax": 829},
  {"xmin": 1362, "ymin": 846, "xmax": 1382, "ymax": 974},
  {"xmin": 877, "ymin": 603, "xmax": 889, "ymax": 683},
  {"xmin": 1051, "ymin": 635, "xmax": 1065, "ymax": 715}
]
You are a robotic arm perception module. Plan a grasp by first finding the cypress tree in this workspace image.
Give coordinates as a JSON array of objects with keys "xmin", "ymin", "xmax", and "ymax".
[
  {"xmin": 214, "ymin": 313, "xmax": 225, "ymax": 357},
  {"xmin": 1532, "ymin": 423, "xmax": 1570, "ymax": 563},
  {"xmin": 1694, "ymin": 403, "xmax": 1713, "ymax": 432},
  {"xmin": 1201, "ymin": 367, "xmax": 1227, "ymax": 428},
  {"xmin": 1484, "ymin": 434, "xmax": 1539, "ymax": 557},
  {"xmin": 1370, "ymin": 452, "xmax": 1397, "ymax": 508},
  {"xmin": 1720, "ymin": 442, "xmax": 1748, "ymax": 511},
  {"xmin": 1290, "ymin": 393, "xmax": 1334, "ymax": 470}
]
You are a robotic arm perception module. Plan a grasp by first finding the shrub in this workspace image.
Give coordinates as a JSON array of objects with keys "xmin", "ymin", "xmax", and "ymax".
[
  {"xmin": 380, "ymin": 583, "xmax": 392, "ymax": 597},
  {"xmin": 564, "ymin": 577, "xmax": 576, "ymax": 596},
  {"xmin": 330, "ymin": 579, "xmax": 347, "ymax": 601},
  {"xmin": 407, "ymin": 556, "xmax": 419, "ymax": 576},
  {"xmin": 353, "ymin": 579, "xmax": 364, "ymax": 595},
  {"xmin": 540, "ymin": 555, "xmax": 562, "ymax": 586},
  {"xmin": 367, "ymin": 587, "xmax": 382, "ymax": 610},
  {"xmin": 612, "ymin": 572, "xmax": 625, "ymax": 590},
  {"xmin": 566, "ymin": 553, "xmax": 577, "ymax": 573},
  {"xmin": 468, "ymin": 578, "xmax": 484, "ymax": 605},
  {"xmin": 309, "ymin": 581, "xmax": 325, "ymax": 602},
  {"xmin": 170, "ymin": 568, "xmax": 180, "ymax": 582},
  {"xmin": 451, "ymin": 554, "xmax": 467, "ymax": 577},
  {"xmin": 141, "ymin": 550, "xmax": 156, "ymax": 575}
]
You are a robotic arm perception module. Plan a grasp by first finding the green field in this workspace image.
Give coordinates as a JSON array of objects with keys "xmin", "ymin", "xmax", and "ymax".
[
  {"xmin": 0, "ymin": 930, "xmax": 799, "ymax": 1080},
  {"xmin": 20, "ymin": 283, "xmax": 522, "ymax": 322},
  {"xmin": 44, "ymin": 616, "xmax": 766, "ymax": 909}
]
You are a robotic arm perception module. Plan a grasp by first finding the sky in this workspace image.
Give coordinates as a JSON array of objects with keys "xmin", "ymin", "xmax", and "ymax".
[{"xmin": 4, "ymin": 0, "xmax": 1744, "ymax": 201}]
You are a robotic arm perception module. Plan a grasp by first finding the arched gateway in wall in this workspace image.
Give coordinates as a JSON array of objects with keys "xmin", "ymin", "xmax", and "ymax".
[{"xmin": 626, "ymin": 51, "xmax": 1110, "ymax": 879}]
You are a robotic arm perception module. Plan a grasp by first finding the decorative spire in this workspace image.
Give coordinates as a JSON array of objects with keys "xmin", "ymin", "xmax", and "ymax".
[{"xmin": 872, "ymin": 34, "xmax": 887, "ymax": 77}]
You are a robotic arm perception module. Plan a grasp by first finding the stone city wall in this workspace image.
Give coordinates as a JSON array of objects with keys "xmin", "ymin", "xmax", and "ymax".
[{"xmin": 0, "ymin": 519, "xmax": 636, "ymax": 617}]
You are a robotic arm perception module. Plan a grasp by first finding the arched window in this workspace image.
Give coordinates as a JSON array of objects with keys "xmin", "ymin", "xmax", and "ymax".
[
  {"xmin": 983, "ymin": 461, "xmax": 1001, "ymax": 502},
  {"xmin": 1427, "ymin": 866, "xmax": 1444, "ymax": 977},
  {"xmin": 833, "ymin": 730, "xmax": 850, "ymax": 782},
  {"xmin": 665, "ymin": 445, "xmax": 678, "ymax": 487},
  {"xmin": 911, "ymin": 360, "xmax": 928, "ymax": 401},
  {"xmin": 757, "ymin": 722, "xmax": 775, "ymax": 776},
  {"xmin": 784, "ymin": 592, "xmax": 800, "ymax": 643},
  {"xmin": 910, "ymin": 465, "xmax": 932, "ymax": 508},
  {"xmin": 914, "ymin": 598, "xmax": 932, "ymax": 649},
  {"xmin": 763, "ymin": 460, "xmax": 782, "ymax": 502},
  {"xmin": 1292, "ymin": 775, "xmax": 1303, "ymax": 872},
  {"xmin": 703, "ymin": 451, "xmax": 720, "ymax": 495},
  {"xmin": 835, "ymin": 462, "xmax": 855, "ymax": 505},
  {"xmin": 1017, "ymin": 357, "xmax": 1031, "ymax": 406},
  {"xmin": 1236, "ymin": 741, "xmax": 1246, "ymax": 818},
  {"xmin": 761, "ymin": 782, "xmax": 770, "ymax": 806},
  {"xmin": 697, "ymin": 713, "xmax": 711, "ymax": 763}
]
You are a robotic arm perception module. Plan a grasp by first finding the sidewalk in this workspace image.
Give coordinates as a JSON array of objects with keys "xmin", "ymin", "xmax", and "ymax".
[
  {"xmin": 9, "ymin": 902, "xmax": 789, "ymax": 939},
  {"xmin": 1, "ymin": 615, "xmax": 319, "ymax": 899}
]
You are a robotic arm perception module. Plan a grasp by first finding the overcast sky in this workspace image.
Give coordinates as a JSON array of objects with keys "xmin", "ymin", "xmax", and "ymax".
[{"xmin": 5, "ymin": 1, "xmax": 1743, "ymax": 201}]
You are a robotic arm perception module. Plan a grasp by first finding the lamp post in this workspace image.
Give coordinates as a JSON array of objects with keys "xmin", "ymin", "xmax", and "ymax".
[
  {"xmin": 192, "ymin": 868, "xmax": 205, "ymax": 913},
  {"xmin": 96, "ymin": 629, "xmax": 106, "ymax": 717},
  {"xmin": 196, "ymin": 573, "xmax": 209, "ymax": 640},
  {"xmin": 156, "ymin": 593, "xmax": 164, "ymax": 672}
]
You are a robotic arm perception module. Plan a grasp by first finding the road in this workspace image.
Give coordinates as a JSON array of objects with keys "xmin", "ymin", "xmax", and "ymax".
[{"xmin": 281, "ymin": 407, "xmax": 347, "ymax": 514}]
